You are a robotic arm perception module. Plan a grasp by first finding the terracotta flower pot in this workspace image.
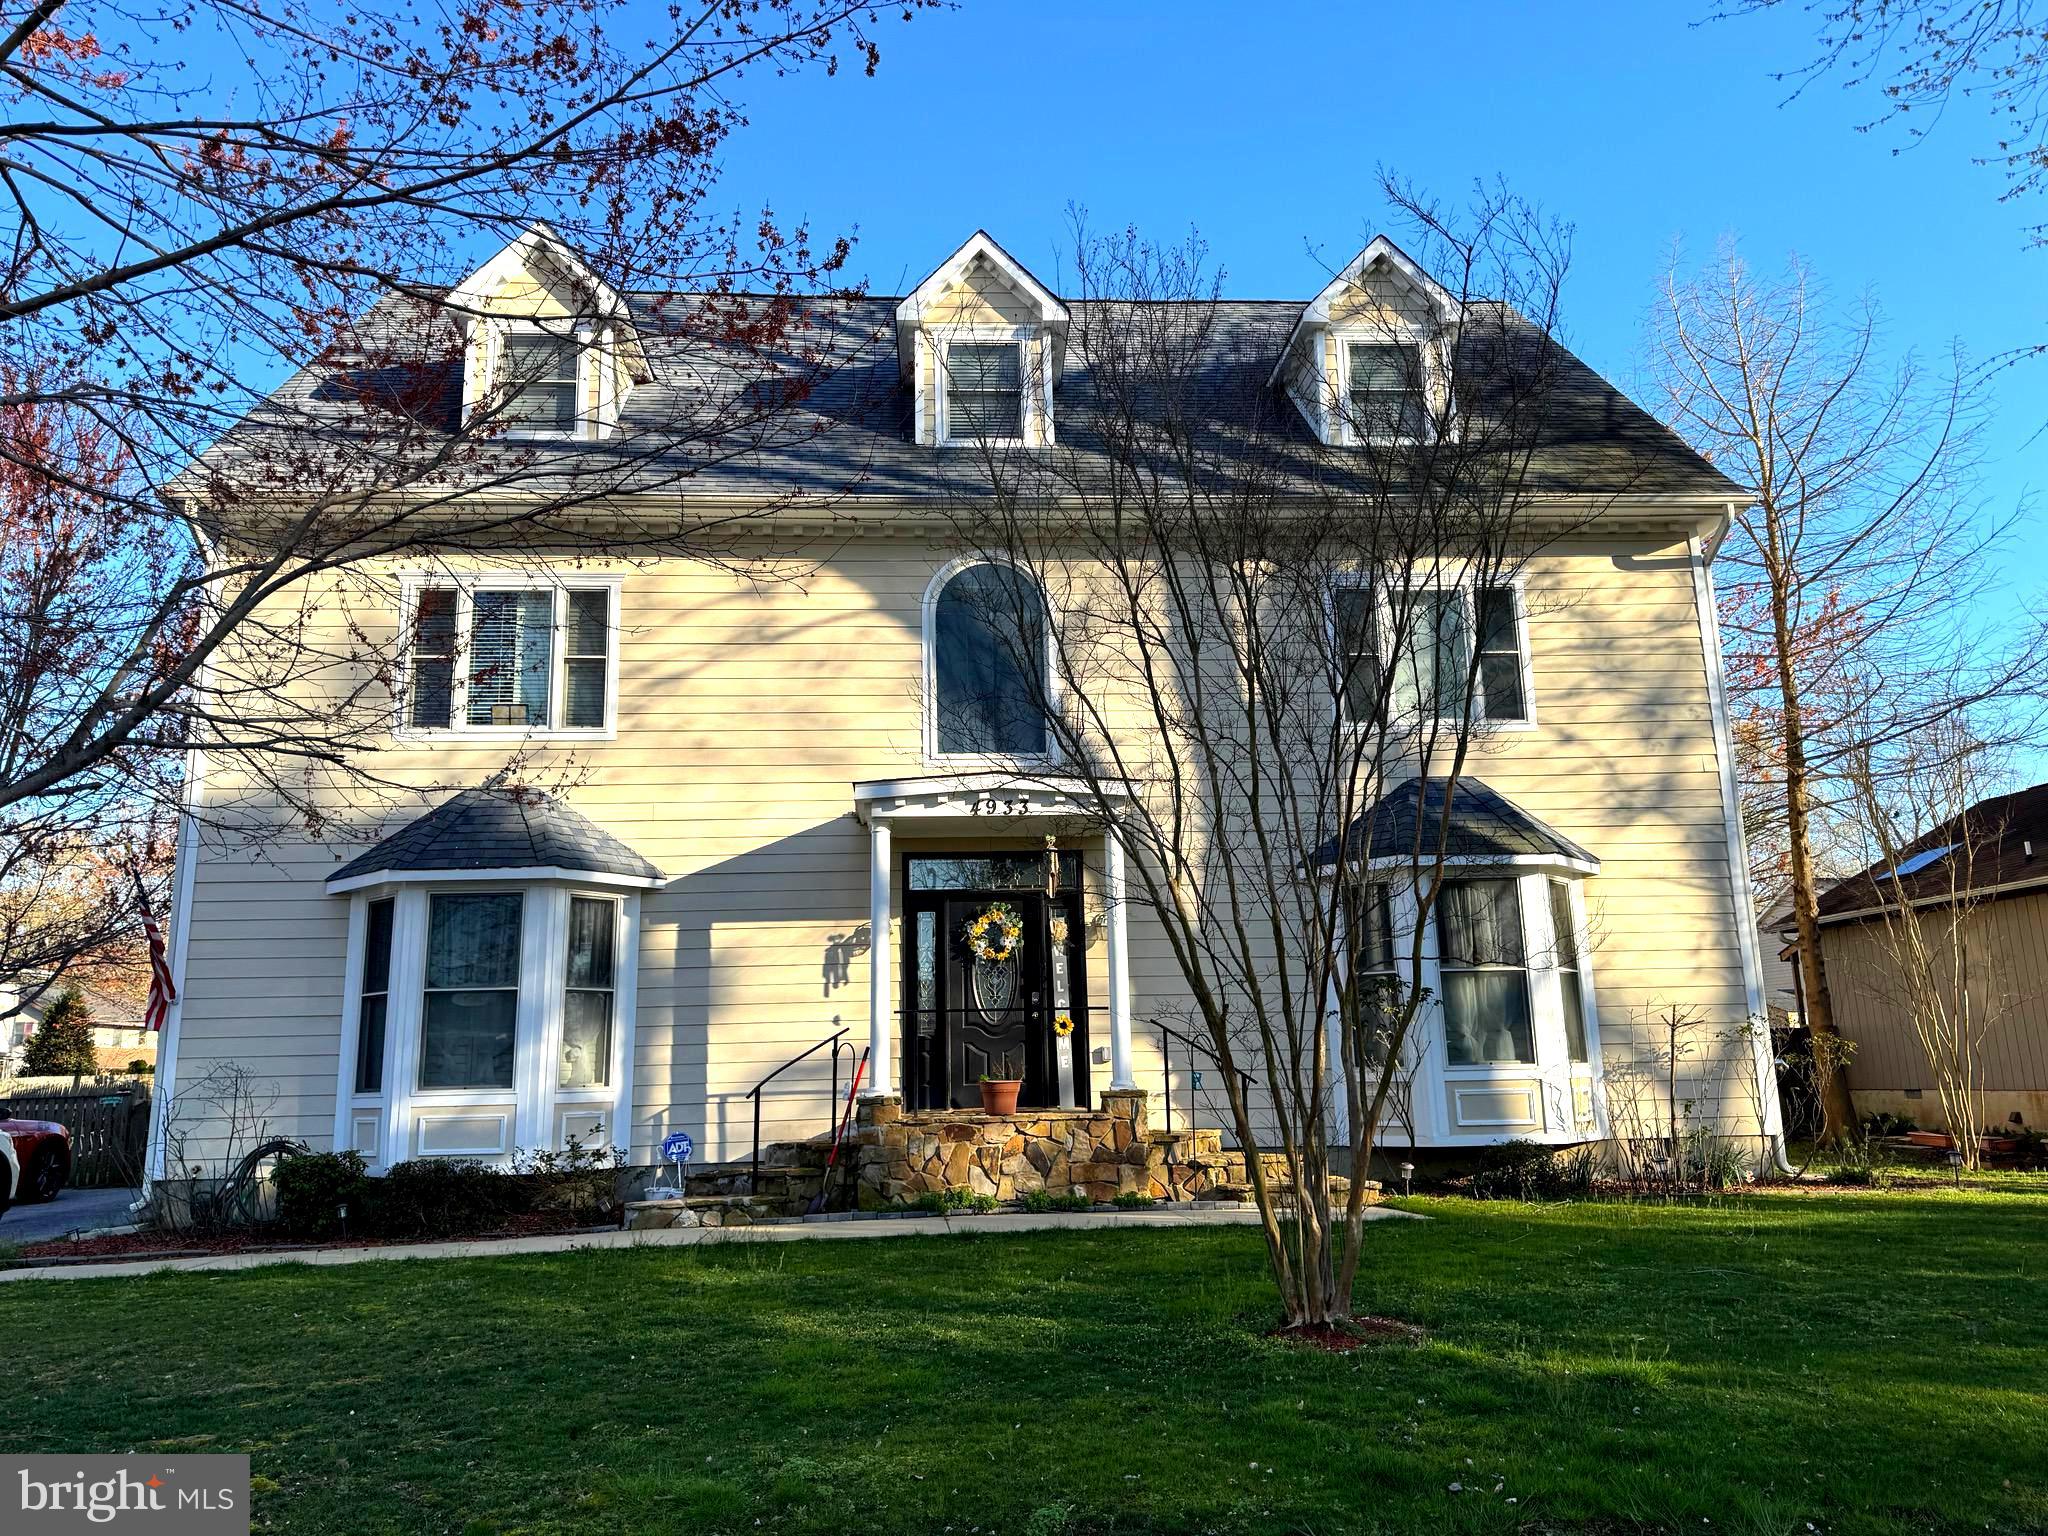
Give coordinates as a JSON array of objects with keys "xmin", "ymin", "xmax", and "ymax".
[
  {"xmin": 1905, "ymin": 1131, "xmax": 1955, "ymax": 1149},
  {"xmin": 980, "ymin": 1079, "xmax": 1022, "ymax": 1116}
]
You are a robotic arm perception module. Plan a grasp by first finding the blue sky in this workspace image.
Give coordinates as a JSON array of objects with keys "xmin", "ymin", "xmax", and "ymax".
[{"xmin": 713, "ymin": 0, "xmax": 2045, "ymax": 543}]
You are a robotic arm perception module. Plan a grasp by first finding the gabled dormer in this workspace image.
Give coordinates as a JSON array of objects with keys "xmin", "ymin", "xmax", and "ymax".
[
  {"xmin": 896, "ymin": 231, "xmax": 1068, "ymax": 448},
  {"xmin": 1272, "ymin": 235, "xmax": 1461, "ymax": 447},
  {"xmin": 448, "ymin": 223, "xmax": 651, "ymax": 441}
]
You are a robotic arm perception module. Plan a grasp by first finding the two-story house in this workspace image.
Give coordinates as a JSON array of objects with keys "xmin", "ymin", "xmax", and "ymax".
[{"xmin": 149, "ymin": 226, "xmax": 1784, "ymax": 1191}]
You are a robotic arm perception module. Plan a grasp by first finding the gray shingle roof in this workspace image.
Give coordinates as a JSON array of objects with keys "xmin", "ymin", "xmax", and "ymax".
[
  {"xmin": 1310, "ymin": 777, "xmax": 1598, "ymax": 869},
  {"xmin": 192, "ymin": 291, "xmax": 1741, "ymax": 506},
  {"xmin": 327, "ymin": 787, "xmax": 663, "ymax": 887}
]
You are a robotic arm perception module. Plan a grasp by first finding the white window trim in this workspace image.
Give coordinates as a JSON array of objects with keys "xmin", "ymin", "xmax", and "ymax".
[
  {"xmin": 920, "ymin": 554, "xmax": 1062, "ymax": 768},
  {"xmin": 1331, "ymin": 328, "xmax": 1455, "ymax": 447},
  {"xmin": 1328, "ymin": 867, "xmax": 1605, "ymax": 1147},
  {"xmin": 484, "ymin": 319, "xmax": 597, "ymax": 442},
  {"xmin": 393, "ymin": 572, "xmax": 622, "ymax": 742},
  {"xmin": 933, "ymin": 325, "xmax": 1038, "ymax": 447},
  {"xmin": 334, "ymin": 881, "xmax": 639, "ymax": 1169},
  {"xmin": 1327, "ymin": 572, "xmax": 1537, "ymax": 734}
]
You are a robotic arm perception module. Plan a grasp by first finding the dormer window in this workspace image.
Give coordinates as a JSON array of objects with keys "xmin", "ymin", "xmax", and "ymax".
[
  {"xmin": 1271, "ymin": 235, "xmax": 1461, "ymax": 447},
  {"xmin": 943, "ymin": 340, "xmax": 1025, "ymax": 442},
  {"xmin": 448, "ymin": 224, "xmax": 650, "ymax": 442},
  {"xmin": 896, "ymin": 232, "xmax": 1069, "ymax": 448},
  {"xmin": 1344, "ymin": 340, "xmax": 1428, "ymax": 442},
  {"xmin": 501, "ymin": 328, "xmax": 581, "ymax": 435}
]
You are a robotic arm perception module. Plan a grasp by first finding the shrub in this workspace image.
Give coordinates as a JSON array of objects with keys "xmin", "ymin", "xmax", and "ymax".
[
  {"xmin": 273, "ymin": 1150, "xmax": 372, "ymax": 1239},
  {"xmin": 1110, "ymin": 1191, "xmax": 1156, "ymax": 1209},
  {"xmin": 125, "ymin": 1059, "xmax": 152, "ymax": 1076},
  {"xmin": 1020, "ymin": 1189, "xmax": 1092, "ymax": 1213},
  {"xmin": 1467, "ymin": 1139, "xmax": 1597, "ymax": 1201},
  {"xmin": 911, "ymin": 1186, "xmax": 998, "ymax": 1214},
  {"xmin": 1861, "ymin": 1110, "xmax": 1918, "ymax": 1138},
  {"xmin": 22, "ymin": 987, "xmax": 96, "ymax": 1076}
]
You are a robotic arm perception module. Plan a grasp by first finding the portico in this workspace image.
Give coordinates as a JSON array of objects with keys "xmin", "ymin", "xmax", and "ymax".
[{"xmin": 852, "ymin": 773, "xmax": 1136, "ymax": 1109}]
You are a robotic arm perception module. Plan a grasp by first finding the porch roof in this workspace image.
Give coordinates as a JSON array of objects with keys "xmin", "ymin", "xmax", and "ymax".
[
  {"xmin": 1309, "ymin": 776, "xmax": 1599, "ymax": 873},
  {"xmin": 852, "ymin": 771, "xmax": 1130, "ymax": 831},
  {"xmin": 325, "ymin": 786, "xmax": 665, "ymax": 894}
]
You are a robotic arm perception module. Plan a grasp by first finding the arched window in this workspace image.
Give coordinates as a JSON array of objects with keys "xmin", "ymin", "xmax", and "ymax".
[{"xmin": 929, "ymin": 561, "xmax": 1050, "ymax": 757}]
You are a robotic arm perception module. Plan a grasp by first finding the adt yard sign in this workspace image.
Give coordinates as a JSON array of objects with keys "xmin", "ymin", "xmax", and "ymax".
[{"xmin": 662, "ymin": 1131, "xmax": 693, "ymax": 1163}]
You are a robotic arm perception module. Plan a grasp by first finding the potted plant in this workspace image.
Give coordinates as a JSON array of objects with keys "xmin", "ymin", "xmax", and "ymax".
[{"xmin": 979, "ymin": 1051, "xmax": 1024, "ymax": 1116}]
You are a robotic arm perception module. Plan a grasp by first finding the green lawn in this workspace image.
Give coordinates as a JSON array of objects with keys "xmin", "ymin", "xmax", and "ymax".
[{"xmin": 3, "ymin": 1194, "xmax": 2044, "ymax": 1535}]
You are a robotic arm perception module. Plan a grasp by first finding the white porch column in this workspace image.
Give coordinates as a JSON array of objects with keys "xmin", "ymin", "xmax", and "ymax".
[
  {"xmin": 1105, "ymin": 831, "xmax": 1135, "ymax": 1090},
  {"xmin": 866, "ymin": 817, "xmax": 895, "ymax": 1096}
]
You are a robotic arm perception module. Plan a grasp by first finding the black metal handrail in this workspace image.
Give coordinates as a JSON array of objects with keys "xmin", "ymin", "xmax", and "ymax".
[
  {"xmin": 1152, "ymin": 1017, "xmax": 1256, "ymax": 1139},
  {"xmin": 745, "ymin": 1022, "xmax": 857, "ymax": 1195}
]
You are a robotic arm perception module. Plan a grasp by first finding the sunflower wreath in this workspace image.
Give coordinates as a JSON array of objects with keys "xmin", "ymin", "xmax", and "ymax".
[{"xmin": 964, "ymin": 901, "xmax": 1024, "ymax": 963}]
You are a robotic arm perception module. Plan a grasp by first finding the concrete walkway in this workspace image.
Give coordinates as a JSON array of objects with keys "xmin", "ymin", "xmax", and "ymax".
[
  {"xmin": 0, "ymin": 1185, "xmax": 140, "ymax": 1244},
  {"xmin": 0, "ymin": 1204, "xmax": 1419, "ymax": 1284}
]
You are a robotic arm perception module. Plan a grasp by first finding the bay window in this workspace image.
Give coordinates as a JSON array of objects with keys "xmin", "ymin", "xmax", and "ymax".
[
  {"xmin": 1438, "ymin": 879, "xmax": 1536, "ymax": 1066},
  {"xmin": 420, "ymin": 892, "xmax": 522, "ymax": 1090},
  {"xmin": 402, "ymin": 579, "xmax": 616, "ymax": 734}
]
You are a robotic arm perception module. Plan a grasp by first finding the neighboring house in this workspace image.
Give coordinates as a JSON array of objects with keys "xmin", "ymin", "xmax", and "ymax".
[
  {"xmin": 150, "ymin": 226, "xmax": 1781, "ymax": 1182},
  {"xmin": 1788, "ymin": 781, "xmax": 2048, "ymax": 1133},
  {"xmin": 1, "ymin": 977, "xmax": 156, "ymax": 1075}
]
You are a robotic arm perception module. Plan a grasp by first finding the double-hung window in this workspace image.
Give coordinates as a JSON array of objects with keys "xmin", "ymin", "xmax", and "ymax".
[
  {"xmin": 500, "ymin": 329, "xmax": 581, "ymax": 435},
  {"xmin": 560, "ymin": 897, "xmax": 617, "ymax": 1090},
  {"xmin": 1438, "ymin": 879, "xmax": 1535, "ymax": 1066},
  {"xmin": 1333, "ymin": 584, "xmax": 1383, "ymax": 721},
  {"xmin": 405, "ymin": 582, "xmax": 615, "ymax": 733},
  {"xmin": 1351, "ymin": 882, "xmax": 1402, "ymax": 1055},
  {"xmin": 944, "ymin": 341, "xmax": 1024, "ymax": 441},
  {"xmin": 420, "ymin": 892, "xmax": 523, "ymax": 1090},
  {"xmin": 1550, "ymin": 880, "xmax": 1589, "ymax": 1064},
  {"xmin": 354, "ymin": 898, "xmax": 395, "ymax": 1094},
  {"xmin": 1345, "ymin": 340, "xmax": 1428, "ymax": 442},
  {"xmin": 1367, "ymin": 584, "xmax": 1528, "ymax": 725}
]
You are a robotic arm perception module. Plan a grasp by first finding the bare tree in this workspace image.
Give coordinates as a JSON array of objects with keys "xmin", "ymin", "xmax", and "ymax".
[
  {"xmin": 1841, "ymin": 721, "xmax": 2013, "ymax": 1165},
  {"xmin": 1726, "ymin": 2, "xmax": 2048, "ymax": 252},
  {"xmin": 934, "ymin": 182, "xmax": 1611, "ymax": 1326},
  {"xmin": 0, "ymin": 0, "xmax": 930, "ymax": 1000},
  {"xmin": 1649, "ymin": 244, "xmax": 2046, "ymax": 1144}
]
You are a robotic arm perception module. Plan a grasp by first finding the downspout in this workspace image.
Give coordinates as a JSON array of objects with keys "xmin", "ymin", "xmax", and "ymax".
[{"xmin": 1692, "ymin": 507, "xmax": 1796, "ymax": 1176}]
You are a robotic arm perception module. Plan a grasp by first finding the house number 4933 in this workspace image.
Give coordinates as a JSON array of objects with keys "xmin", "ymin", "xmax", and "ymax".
[{"xmin": 971, "ymin": 796, "xmax": 1032, "ymax": 816}]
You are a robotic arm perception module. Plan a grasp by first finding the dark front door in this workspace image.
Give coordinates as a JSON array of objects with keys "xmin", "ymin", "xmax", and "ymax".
[
  {"xmin": 942, "ymin": 893, "xmax": 1044, "ymax": 1108},
  {"xmin": 903, "ymin": 869, "xmax": 1088, "ymax": 1112}
]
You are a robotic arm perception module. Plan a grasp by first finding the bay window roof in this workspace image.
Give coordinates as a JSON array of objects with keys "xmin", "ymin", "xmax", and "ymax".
[
  {"xmin": 326, "ymin": 786, "xmax": 664, "ymax": 893},
  {"xmin": 1312, "ymin": 776, "xmax": 1598, "ymax": 872}
]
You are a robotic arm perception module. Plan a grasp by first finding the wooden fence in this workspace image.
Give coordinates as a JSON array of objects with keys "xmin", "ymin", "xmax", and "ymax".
[{"xmin": 0, "ymin": 1081, "xmax": 152, "ymax": 1187}]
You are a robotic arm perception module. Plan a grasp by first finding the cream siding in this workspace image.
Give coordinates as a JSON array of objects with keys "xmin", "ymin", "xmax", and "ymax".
[{"xmin": 167, "ymin": 524, "xmax": 1770, "ymax": 1167}]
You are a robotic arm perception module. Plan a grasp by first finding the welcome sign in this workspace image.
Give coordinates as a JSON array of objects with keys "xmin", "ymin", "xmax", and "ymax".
[{"xmin": 4, "ymin": 1456, "xmax": 250, "ymax": 1534}]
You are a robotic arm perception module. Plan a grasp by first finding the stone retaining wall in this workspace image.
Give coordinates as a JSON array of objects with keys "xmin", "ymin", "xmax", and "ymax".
[{"xmin": 848, "ymin": 1090, "xmax": 1269, "ymax": 1208}]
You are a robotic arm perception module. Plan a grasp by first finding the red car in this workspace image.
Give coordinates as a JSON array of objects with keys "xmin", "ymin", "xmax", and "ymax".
[{"xmin": 2, "ymin": 1117, "xmax": 72, "ymax": 1204}]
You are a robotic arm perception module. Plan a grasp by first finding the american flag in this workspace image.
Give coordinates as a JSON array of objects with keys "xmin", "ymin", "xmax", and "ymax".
[{"xmin": 138, "ymin": 874, "xmax": 176, "ymax": 1032}]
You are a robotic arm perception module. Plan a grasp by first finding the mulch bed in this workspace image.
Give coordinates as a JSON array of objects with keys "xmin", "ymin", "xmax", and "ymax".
[
  {"xmin": 9, "ymin": 1211, "xmax": 613, "ymax": 1267},
  {"xmin": 1269, "ymin": 1316, "xmax": 1428, "ymax": 1352}
]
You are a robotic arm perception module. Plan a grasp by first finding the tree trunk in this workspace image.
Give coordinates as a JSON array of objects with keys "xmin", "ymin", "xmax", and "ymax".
[{"xmin": 1767, "ymin": 525, "xmax": 1858, "ymax": 1145}]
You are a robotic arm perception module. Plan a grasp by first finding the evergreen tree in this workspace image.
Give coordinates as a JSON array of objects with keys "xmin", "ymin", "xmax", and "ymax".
[{"xmin": 22, "ymin": 986, "xmax": 97, "ymax": 1077}]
